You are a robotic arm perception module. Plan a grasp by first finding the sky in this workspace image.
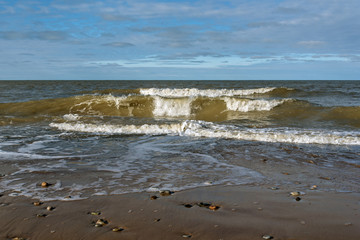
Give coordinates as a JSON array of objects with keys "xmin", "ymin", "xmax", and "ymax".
[{"xmin": 0, "ymin": 0, "xmax": 359, "ymax": 80}]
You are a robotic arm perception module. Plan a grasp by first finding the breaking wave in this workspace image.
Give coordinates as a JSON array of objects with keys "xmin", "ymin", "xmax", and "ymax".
[
  {"xmin": 1, "ymin": 86, "xmax": 359, "ymax": 128},
  {"xmin": 49, "ymin": 121, "xmax": 360, "ymax": 145}
]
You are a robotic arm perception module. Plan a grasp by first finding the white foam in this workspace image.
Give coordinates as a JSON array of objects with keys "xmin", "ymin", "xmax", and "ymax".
[
  {"xmin": 50, "ymin": 122, "xmax": 183, "ymax": 135},
  {"xmin": 140, "ymin": 87, "xmax": 277, "ymax": 98},
  {"xmin": 63, "ymin": 114, "xmax": 80, "ymax": 121},
  {"xmin": 152, "ymin": 96, "xmax": 192, "ymax": 117},
  {"xmin": 181, "ymin": 121, "xmax": 360, "ymax": 145},
  {"xmin": 223, "ymin": 97, "xmax": 289, "ymax": 112},
  {"xmin": 50, "ymin": 121, "xmax": 360, "ymax": 145}
]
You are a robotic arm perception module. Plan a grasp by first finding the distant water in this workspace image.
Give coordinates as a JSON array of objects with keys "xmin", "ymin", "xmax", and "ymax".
[{"xmin": 0, "ymin": 80, "xmax": 359, "ymax": 200}]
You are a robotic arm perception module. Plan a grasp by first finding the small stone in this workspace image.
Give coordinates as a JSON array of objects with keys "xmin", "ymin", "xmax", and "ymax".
[
  {"xmin": 150, "ymin": 195, "xmax": 158, "ymax": 200},
  {"xmin": 262, "ymin": 235, "xmax": 273, "ymax": 239},
  {"xmin": 64, "ymin": 196, "xmax": 72, "ymax": 199},
  {"xmin": 208, "ymin": 205, "xmax": 220, "ymax": 211},
  {"xmin": 290, "ymin": 191, "xmax": 301, "ymax": 196},
  {"xmin": 46, "ymin": 206, "xmax": 55, "ymax": 211},
  {"xmin": 282, "ymin": 172, "xmax": 290, "ymax": 175},
  {"xmin": 295, "ymin": 197, "xmax": 301, "ymax": 201},
  {"xmin": 344, "ymin": 222, "xmax": 352, "ymax": 226},
  {"xmin": 182, "ymin": 234, "xmax": 192, "ymax": 238},
  {"xmin": 319, "ymin": 176, "xmax": 331, "ymax": 180},
  {"xmin": 95, "ymin": 219, "xmax": 108, "ymax": 227},
  {"xmin": 183, "ymin": 204, "xmax": 193, "ymax": 208},
  {"xmin": 257, "ymin": 207, "xmax": 263, "ymax": 211},
  {"xmin": 197, "ymin": 202, "xmax": 211, "ymax": 208},
  {"xmin": 36, "ymin": 213, "xmax": 47, "ymax": 218},
  {"xmin": 159, "ymin": 190, "xmax": 173, "ymax": 196},
  {"xmin": 112, "ymin": 227, "xmax": 124, "ymax": 232},
  {"xmin": 33, "ymin": 201, "xmax": 43, "ymax": 206},
  {"xmin": 300, "ymin": 221, "xmax": 306, "ymax": 225},
  {"xmin": 154, "ymin": 218, "xmax": 161, "ymax": 222},
  {"xmin": 270, "ymin": 187, "xmax": 279, "ymax": 190},
  {"xmin": 89, "ymin": 211, "xmax": 101, "ymax": 215},
  {"xmin": 41, "ymin": 182, "xmax": 49, "ymax": 188},
  {"xmin": 12, "ymin": 238, "xmax": 26, "ymax": 240},
  {"xmin": 50, "ymin": 230, "xmax": 56, "ymax": 234},
  {"xmin": 310, "ymin": 185, "xmax": 318, "ymax": 190},
  {"xmin": 128, "ymin": 210, "xmax": 133, "ymax": 213}
]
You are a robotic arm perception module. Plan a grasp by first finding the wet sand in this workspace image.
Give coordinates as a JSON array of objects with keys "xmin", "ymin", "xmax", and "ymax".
[{"xmin": 0, "ymin": 185, "xmax": 359, "ymax": 240}]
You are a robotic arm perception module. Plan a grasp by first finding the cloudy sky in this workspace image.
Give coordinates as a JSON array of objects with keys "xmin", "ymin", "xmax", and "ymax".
[{"xmin": 0, "ymin": 0, "xmax": 359, "ymax": 80}]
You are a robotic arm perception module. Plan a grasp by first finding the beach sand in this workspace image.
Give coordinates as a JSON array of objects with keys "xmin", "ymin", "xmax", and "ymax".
[{"xmin": 0, "ymin": 185, "xmax": 359, "ymax": 240}]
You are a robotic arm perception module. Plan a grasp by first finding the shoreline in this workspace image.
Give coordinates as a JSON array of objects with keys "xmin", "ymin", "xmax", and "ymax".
[{"xmin": 1, "ymin": 184, "xmax": 359, "ymax": 240}]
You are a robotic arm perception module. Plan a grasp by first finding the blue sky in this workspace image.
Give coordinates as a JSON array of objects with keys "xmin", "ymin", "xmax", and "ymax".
[{"xmin": 0, "ymin": 0, "xmax": 359, "ymax": 80}]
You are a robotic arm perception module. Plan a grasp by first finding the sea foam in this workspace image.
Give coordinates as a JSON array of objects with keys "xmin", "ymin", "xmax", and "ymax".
[
  {"xmin": 140, "ymin": 87, "xmax": 277, "ymax": 97},
  {"xmin": 50, "ymin": 121, "xmax": 360, "ymax": 145}
]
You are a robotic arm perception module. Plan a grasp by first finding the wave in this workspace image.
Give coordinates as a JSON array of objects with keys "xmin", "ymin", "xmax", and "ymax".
[
  {"xmin": 49, "ymin": 121, "xmax": 360, "ymax": 145},
  {"xmin": 1, "ymin": 91, "xmax": 360, "ymax": 126}
]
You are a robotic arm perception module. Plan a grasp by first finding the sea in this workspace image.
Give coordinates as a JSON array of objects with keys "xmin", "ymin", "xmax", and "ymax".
[{"xmin": 0, "ymin": 80, "xmax": 359, "ymax": 201}]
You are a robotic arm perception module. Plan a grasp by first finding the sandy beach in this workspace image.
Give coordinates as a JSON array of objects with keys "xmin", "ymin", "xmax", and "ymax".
[{"xmin": 1, "ymin": 184, "xmax": 359, "ymax": 240}]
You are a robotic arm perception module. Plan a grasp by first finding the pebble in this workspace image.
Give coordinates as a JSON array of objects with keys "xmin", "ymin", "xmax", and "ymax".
[
  {"xmin": 50, "ymin": 230, "xmax": 56, "ymax": 234},
  {"xmin": 154, "ymin": 218, "xmax": 161, "ymax": 222},
  {"xmin": 95, "ymin": 219, "xmax": 108, "ymax": 227},
  {"xmin": 295, "ymin": 197, "xmax": 301, "ymax": 201},
  {"xmin": 36, "ymin": 213, "xmax": 47, "ymax": 218},
  {"xmin": 310, "ymin": 185, "xmax": 318, "ymax": 190},
  {"xmin": 197, "ymin": 202, "xmax": 211, "ymax": 208},
  {"xmin": 33, "ymin": 201, "xmax": 43, "ymax": 206},
  {"xmin": 344, "ymin": 222, "xmax": 352, "ymax": 226},
  {"xmin": 46, "ymin": 206, "xmax": 55, "ymax": 211},
  {"xmin": 41, "ymin": 182, "xmax": 49, "ymax": 188},
  {"xmin": 12, "ymin": 238, "xmax": 26, "ymax": 240},
  {"xmin": 270, "ymin": 187, "xmax": 279, "ymax": 190},
  {"xmin": 89, "ymin": 211, "xmax": 101, "ymax": 215},
  {"xmin": 182, "ymin": 234, "xmax": 192, "ymax": 238},
  {"xmin": 208, "ymin": 205, "xmax": 220, "ymax": 211},
  {"xmin": 159, "ymin": 190, "xmax": 173, "ymax": 196},
  {"xmin": 183, "ymin": 204, "xmax": 193, "ymax": 208},
  {"xmin": 290, "ymin": 191, "xmax": 301, "ymax": 196},
  {"xmin": 112, "ymin": 227, "xmax": 124, "ymax": 232},
  {"xmin": 150, "ymin": 195, "xmax": 158, "ymax": 200},
  {"xmin": 262, "ymin": 235, "xmax": 273, "ymax": 239}
]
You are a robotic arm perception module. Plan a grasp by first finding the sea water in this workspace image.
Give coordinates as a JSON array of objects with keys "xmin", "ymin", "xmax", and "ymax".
[{"xmin": 0, "ymin": 80, "xmax": 359, "ymax": 200}]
